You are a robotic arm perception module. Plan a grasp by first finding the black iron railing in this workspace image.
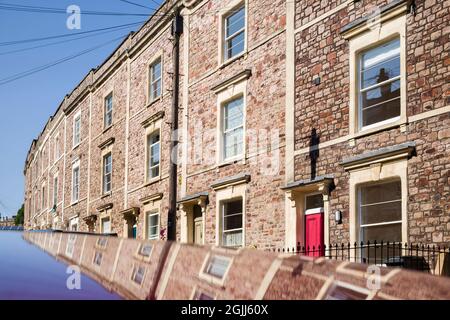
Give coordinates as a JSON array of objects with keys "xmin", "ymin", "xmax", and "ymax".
[{"xmin": 271, "ymin": 241, "xmax": 450, "ymax": 277}]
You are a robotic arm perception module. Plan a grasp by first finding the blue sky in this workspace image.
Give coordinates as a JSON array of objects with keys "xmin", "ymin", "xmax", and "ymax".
[{"xmin": 0, "ymin": 0, "xmax": 162, "ymax": 218}]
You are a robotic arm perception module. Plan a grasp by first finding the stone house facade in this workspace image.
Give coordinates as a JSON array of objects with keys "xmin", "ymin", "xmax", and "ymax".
[{"xmin": 24, "ymin": 0, "xmax": 449, "ymax": 250}]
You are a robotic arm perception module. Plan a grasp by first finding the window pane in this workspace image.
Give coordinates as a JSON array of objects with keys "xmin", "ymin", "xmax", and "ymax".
[
  {"xmin": 226, "ymin": 31, "xmax": 245, "ymax": 59},
  {"xmin": 361, "ymin": 56, "xmax": 400, "ymax": 89},
  {"xmin": 102, "ymin": 218, "xmax": 111, "ymax": 234},
  {"xmin": 224, "ymin": 97, "xmax": 244, "ymax": 130},
  {"xmin": 150, "ymin": 60, "xmax": 162, "ymax": 100},
  {"xmin": 223, "ymin": 200, "xmax": 243, "ymax": 247},
  {"xmin": 223, "ymin": 230, "xmax": 243, "ymax": 247},
  {"xmin": 149, "ymin": 214, "xmax": 159, "ymax": 228},
  {"xmin": 224, "ymin": 128, "xmax": 243, "ymax": 158},
  {"xmin": 305, "ymin": 194, "xmax": 324, "ymax": 210},
  {"xmin": 151, "ymin": 166, "xmax": 159, "ymax": 178},
  {"xmin": 362, "ymin": 80, "xmax": 400, "ymax": 109},
  {"xmin": 361, "ymin": 81, "xmax": 400, "ymax": 127},
  {"xmin": 361, "ymin": 38, "xmax": 400, "ymax": 70},
  {"xmin": 359, "ymin": 38, "xmax": 401, "ymax": 128},
  {"xmin": 226, "ymin": 7, "xmax": 245, "ymax": 37},
  {"xmin": 150, "ymin": 143, "xmax": 160, "ymax": 166},
  {"xmin": 104, "ymin": 95, "xmax": 113, "ymax": 127},
  {"xmin": 152, "ymin": 60, "xmax": 161, "ymax": 79},
  {"xmin": 361, "ymin": 223, "xmax": 401, "ymax": 243},
  {"xmin": 224, "ymin": 214, "xmax": 242, "ymax": 231},
  {"xmin": 151, "ymin": 80, "xmax": 161, "ymax": 100},
  {"xmin": 361, "ymin": 201, "xmax": 401, "ymax": 225},
  {"xmin": 147, "ymin": 213, "xmax": 159, "ymax": 239},
  {"xmin": 224, "ymin": 200, "xmax": 242, "ymax": 216},
  {"xmin": 360, "ymin": 181, "xmax": 401, "ymax": 205},
  {"xmin": 148, "ymin": 132, "xmax": 160, "ymax": 179}
]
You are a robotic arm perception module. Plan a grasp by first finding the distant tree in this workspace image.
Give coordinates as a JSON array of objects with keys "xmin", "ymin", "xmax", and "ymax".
[{"xmin": 15, "ymin": 204, "xmax": 24, "ymax": 226}]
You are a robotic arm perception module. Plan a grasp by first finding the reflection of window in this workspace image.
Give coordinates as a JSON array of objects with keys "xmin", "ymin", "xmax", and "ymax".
[
  {"xmin": 104, "ymin": 94, "xmax": 113, "ymax": 128},
  {"xmin": 358, "ymin": 180, "xmax": 402, "ymax": 243},
  {"xmin": 194, "ymin": 290, "xmax": 215, "ymax": 300},
  {"xmin": 223, "ymin": 5, "xmax": 245, "ymax": 61},
  {"xmin": 325, "ymin": 282, "xmax": 369, "ymax": 300},
  {"xmin": 93, "ymin": 252, "xmax": 103, "ymax": 266},
  {"xmin": 147, "ymin": 131, "xmax": 160, "ymax": 180},
  {"xmin": 138, "ymin": 244, "xmax": 152, "ymax": 257},
  {"xmin": 223, "ymin": 96, "xmax": 244, "ymax": 160},
  {"xmin": 149, "ymin": 58, "xmax": 162, "ymax": 101},
  {"xmin": 132, "ymin": 265, "xmax": 145, "ymax": 285},
  {"xmin": 97, "ymin": 237, "xmax": 108, "ymax": 248},
  {"xmin": 66, "ymin": 234, "xmax": 76, "ymax": 256},
  {"xmin": 359, "ymin": 38, "xmax": 401, "ymax": 129},
  {"xmin": 204, "ymin": 255, "xmax": 231, "ymax": 279},
  {"xmin": 222, "ymin": 199, "xmax": 243, "ymax": 247},
  {"xmin": 103, "ymin": 153, "xmax": 112, "ymax": 194},
  {"xmin": 146, "ymin": 211, "xmax": 159, "ymax": 240}
]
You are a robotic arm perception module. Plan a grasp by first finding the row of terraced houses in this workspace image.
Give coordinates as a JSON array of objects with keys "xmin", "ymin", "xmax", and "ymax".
[{"xmin": 23, "ymin": 0, "xmax": 449, "ymax": 251}]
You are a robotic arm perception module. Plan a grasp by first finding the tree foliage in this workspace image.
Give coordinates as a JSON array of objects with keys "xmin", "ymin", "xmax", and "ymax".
[{"xmin": 15, "ymin": 204, "xmax": 24, "ymax": 226}]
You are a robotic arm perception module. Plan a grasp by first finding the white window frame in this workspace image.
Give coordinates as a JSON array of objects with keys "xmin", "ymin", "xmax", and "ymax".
[
  {"xmin": 222, "ymin": 96, "xmax": 245, "ymax": 161},
  {"xmin": 71, "ymin": 161, "xmax": 80, "ymax": 204},
  {"xmin": 143, "ymin": 115, "xmax": 163, "ymax": 184},
  {"xmin": 216, "ymin": 80, "xmax": 247, "ymax": 165},
  {"xmin": 357, "ymin": 180, "xmax": 402, "ymax": 243},
  {"xmin": 102, "ymin": 152, "xmax": 112, "ymax": 194},
  {"xmin": 215, "ymin": 183, "xmax": 246, "ymax": 247},
  {"xmin": 146, "ymin": 210, "xmax": 160, "ymax": 241},
  {"xmin": 73, "ymin": 111, "xmax": 81, "ymax": 148},
  {"xmin": 357, "ymin": 38, "xmax": 401, "ymax": 131},
  {"xmin": 348, "ymin": 160, "xmax": 408, "ymax": 245},
  {"xmin": 346, "ymin": 12, "xmax": 407, "ymax": 139},
  {"xmin": 104, "ymin": 93, "xmax": 113, "ymax": 129},
  {"xmin": 146, "ymin": 130, "xmax": 161, "ymax": 182},
  {"xmin": 149, "ymin": 56, "xmax": 162, "ymax": 103},
  {"xmin": 219, "ymin": 0, "xmax": 248, "ymax": 65}
]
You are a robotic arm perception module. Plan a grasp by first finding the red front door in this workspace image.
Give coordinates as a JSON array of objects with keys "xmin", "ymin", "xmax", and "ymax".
[{"xmin": 305, "ymin": 213, "xmax": 324, "ymax": 257}]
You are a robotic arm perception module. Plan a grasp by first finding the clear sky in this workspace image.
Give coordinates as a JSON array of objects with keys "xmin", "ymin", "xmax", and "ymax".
[{"xmin": 0, "ymin": 0, "xmax": 162, "ymax": 218}]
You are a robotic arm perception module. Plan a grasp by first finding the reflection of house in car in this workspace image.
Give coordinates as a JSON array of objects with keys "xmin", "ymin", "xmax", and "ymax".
[{"xmin": 23, "ymin": 0, "xmax": 449, "ymax": 261}]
